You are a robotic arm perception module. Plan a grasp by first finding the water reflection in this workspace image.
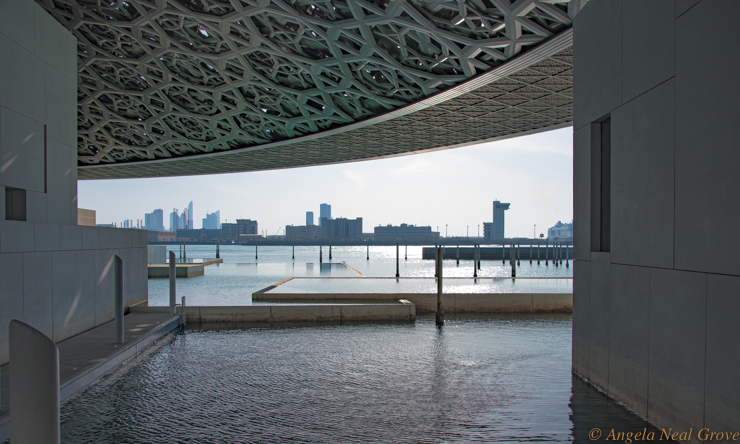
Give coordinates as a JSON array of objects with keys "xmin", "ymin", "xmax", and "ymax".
[{"xmin": 54, "ymin": 315, "xmax": 660, "ymax": 443}]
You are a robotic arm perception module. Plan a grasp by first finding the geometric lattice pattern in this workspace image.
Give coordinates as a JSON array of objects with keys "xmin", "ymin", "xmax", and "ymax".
[
  {"xmin": 79, "ymin": 41, "xmax": 573, "ymax": 179},
  {"xmin": 36, "ymin": 0, "xmax": 577, "ymax": 178}
]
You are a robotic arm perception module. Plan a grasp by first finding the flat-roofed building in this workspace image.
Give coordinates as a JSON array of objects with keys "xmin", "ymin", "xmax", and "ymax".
[
  {"xmin": 320, "ymin": 217, "xmax": 362, "ymax": 240},
  {"xmin": 374, "ymin": 224, "xmax": 439, "ymax": 241},
  {"xmin": 222, "ymin": 219, "xmax": 258, "ymax": 240},
  {"xmin": 286, "ymin": 225, "xmax": 321, "ymax": 239},
  {"xmin": 176, "ymin": 229, "xmax": 223, "ymax": 241}
]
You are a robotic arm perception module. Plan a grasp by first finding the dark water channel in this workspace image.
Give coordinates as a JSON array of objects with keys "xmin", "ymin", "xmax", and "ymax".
[{"xmin": 58, "ymin": 315, "xmax": 659, "ymax": 443}]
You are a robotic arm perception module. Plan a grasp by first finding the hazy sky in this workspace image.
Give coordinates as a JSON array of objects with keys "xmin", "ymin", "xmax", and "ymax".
[{"xmin": 79, "ymin": 126, "xmax": 573, "ymax": 239}]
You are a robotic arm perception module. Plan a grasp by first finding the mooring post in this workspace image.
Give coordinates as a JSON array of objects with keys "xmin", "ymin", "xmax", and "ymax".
[
  {"xmin": 555, "ymin": 242, "xmax": 559, "ymax": 267},
  {"xmin": 169, "ymin": 251, "xmax": 176, "ymax": 315},
  {"xmin": 436, "ymin": 246, "xmax": 444, "ymax": 326},
  {"xmin": 320, "ymin": 245, "xmax": 323, "ymax": 263},
  {"xmin": 292, "ymin": 245, "xmax": 295, "ymax": 260},
  {"xmin": 545, "ymin": 240, "xmax": 549, "ymax": 266},
  {"xmin": 329, "ymin": 245, "xmax": 332, "ymax": 260},
  {"xmin": 183, "ymin": 243, "xmax": 186, "ymax": 260},
  {"xmin": 396, "ymin": 243, "xmax": 400, "ymax": 278},
  {"xmin": 114, "ymin": 255, "xmax": 124, "ymax": 344},
  {"xmin": 560, "ymin": 242, "xmax": 564, "ymax": 265},
  {"xmin": 367, "ymin": 245, "xmax": 369, "ymax": 260},
  {"xmin": 405, "ymin": 245, "xmax": 407, "ymax": 260},
  {"xmin": 255, "ymin": 244, "xmax": 258, "ymax": 260},
  {"xmin": 478, "ymin": 244, "xmax": 481, "ymax": 270},
  {"xmin": 566, "ymin": 244, "xmax": 570, "ymax": 268},
  {"xmin": 181, "ymin": 296, "xmax": 187, "ymax": 326},
  {"xmin": 517, "ymin": 242, "xmax": 521, "ymax": 266},
  {"xmin": 179, "ymin": 244, "xmax": 182, "ymax": 259},
  {"xmin": 560, "ymin": 242, "xmax": 563, "ymax": 265},
  {"xmin": 502, "ymin": 242, "xmax": 506, "ymax": 264},
  {"xmin": 9, "ymin": 320, "xmax": 60, "ymax": 444},
  {"xmin": 473, "ymin": 244, "xmax": 478, "ymax": 278},
  {"xmin": 216, "ymin": 242, "xmax": 220, "ymax": 259},
  {"xmin": 530, "ymin": 243, "xmax": 533, "ymax": 264},
  {"xmin": 561, "ymin": 243, "xmax": 564, "ymax": 265},
  {"xmin": 537, "ymin": 242, "xmax": 541, "ymax": 265}
]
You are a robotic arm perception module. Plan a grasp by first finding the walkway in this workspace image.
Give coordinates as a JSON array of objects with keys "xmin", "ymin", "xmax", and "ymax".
[{"xmin": 0, "ymin": 312, "xmax": 181, "ymax": 441}]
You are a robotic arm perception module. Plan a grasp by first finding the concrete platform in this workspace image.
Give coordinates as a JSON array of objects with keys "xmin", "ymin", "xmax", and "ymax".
[
  {"xmin": 253, "ymin": 292, "xmax": 572, "ymax": 313},
  {"xmin": 148, "ymin": 263, "xmax": 204, "ymax": 277},
  {"xmin": 0, "ymin": 312, "xmax": 181, "ymax": 442},
  {"xmin": 147, "ymin": 258, "xmax": 223, "ymax": 278},
  {"xmin": 131, "ymin": 301, "xmax": 416, "ymax": 324}
]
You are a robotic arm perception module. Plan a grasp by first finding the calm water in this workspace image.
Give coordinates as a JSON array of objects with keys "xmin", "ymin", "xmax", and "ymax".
[
  {"xmin": 266, "ymin": 277, "xmax": 573, "ymax": 294},
  {"xmin": 58, "ymin": 315, "xmax": 657, "ymax": 443},
  {"xmin": 149, "ymin": 245, "xmax": 573, "ymax": 306}
]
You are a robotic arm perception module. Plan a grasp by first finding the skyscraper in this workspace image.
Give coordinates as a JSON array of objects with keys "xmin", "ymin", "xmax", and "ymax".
[
  {"xmin": 306, "ymin": 211, "xmax": 314, "ymax": 226},
  {"xmin": 145, "ymin": 209, "xmax": 165, "ymax": 231},
  {"xmin": 203, "ymin": 210, "xmax": 221, "ymax": 229},
  {"xmin": 319, "ymin": 203, "xmax": 331, "ymax": 226},
  {"xmin": 153, "ymin": 209, "xmax": 164, "ymax": 231},
  {"xmin": 492, "ymin": 200, "xmax": 510, "ymax": 240},
  {"xmin": 187, "ymin": 201, "xmax": 194, "ymax": 229},
  {"xmin": 169, "ymin": 209, "xmax": 179, "ymax": 231},
  {"xmin": 179, "ymin": 211, "xmax": 187, "ymax": 230}
]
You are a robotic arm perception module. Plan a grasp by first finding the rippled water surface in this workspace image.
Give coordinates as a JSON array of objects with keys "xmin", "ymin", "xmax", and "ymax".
[{"xmin": 59, "ymin": 315, "xmax": 656, "ymax": 443}]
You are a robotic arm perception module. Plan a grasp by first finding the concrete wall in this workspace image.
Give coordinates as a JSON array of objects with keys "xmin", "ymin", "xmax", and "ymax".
[
  {"xmin": 253, "ymin": 291, "xmax": 573, "ymax": 313},
  {"xmin": 573, "ymin": 0, "xmax": 740, "ymax": 438},
  {"xmin": 0, "ymin": 0, "xmax": 147, "ymax": 366}
]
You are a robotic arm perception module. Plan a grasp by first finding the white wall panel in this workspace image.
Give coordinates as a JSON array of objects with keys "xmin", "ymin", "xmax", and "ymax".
[
  {"xmin": 0, "ymin": 106, "xmax": 46, "ymax": 192},
  {"xmin": 0, "ymin": 35, "xmax": 46, "ymax": 124},
  {"xmin": 22, "ymin": 251, "xmax": 53, "ymax": 338},
  {"xmin": 34, "ymin": 222, "xmax": 59, "ymax": 252},
  {"xmin": 648, "ymin": 269, "xmax": 706, "ymax": 432},
  {"xmin": 33, "ymin": 3, "xmax": 76, "ymax": 81},
  {"xmin": 0, "ymin": 0, "xmax": 35, "ymax": 53},
  {"xmin": 0, "ymin": 253, "xmax": 24, "ymax": 365}
]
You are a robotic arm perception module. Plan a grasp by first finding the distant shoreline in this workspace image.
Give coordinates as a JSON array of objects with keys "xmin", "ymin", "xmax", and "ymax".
[{"xmin": 148, "ymin": 239, "xmax": 572, "ymax": 247}]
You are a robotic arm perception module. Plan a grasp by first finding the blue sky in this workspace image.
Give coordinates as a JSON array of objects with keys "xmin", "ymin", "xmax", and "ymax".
[{"xmin": 79, "ymin": 127, "xmax": 573, "ymax": 238}]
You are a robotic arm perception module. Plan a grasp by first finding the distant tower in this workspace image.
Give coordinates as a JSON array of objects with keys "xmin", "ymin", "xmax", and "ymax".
[
  {"xmin": 153, "ymin": 208, "xmax": 164, "ymax": 231},
  {"xmin": 306, "ymin": 211, "xmax": 314, "ymax": 226},
  {"xmin": 187, "ymin": 201, "xmax": 194, "ymax": 229},
  {"xmin": 319, "ymin": 203, "xmax": 331, "ymax": 226},
  {"xmin": 492, "ymin": 200, "xmax": 510, "ymax": 240},
  {"xmin": 170, "ymin": 208, "xmax": 179, "ymax": 231}
]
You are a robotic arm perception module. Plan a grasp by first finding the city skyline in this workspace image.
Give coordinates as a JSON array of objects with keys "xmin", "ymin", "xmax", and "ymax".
[{"xmin": 80, "ymin": 127, "xmax": 573, "ymax": 238}]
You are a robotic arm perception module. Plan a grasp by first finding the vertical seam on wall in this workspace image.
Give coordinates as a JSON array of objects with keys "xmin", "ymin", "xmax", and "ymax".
[
  {"xmin": 44, "ymin": 124, "xmax": 48, "ymax": 194},
  {"xmin": 673, "ymin": 10, "xmax": 677, "ymax": 271},
  {"xmin": 646, "ymin": 267, "xmax": 652, "ymax": 420},
  {"xmin": 702, "ymin": 274, "xmax": 708, "ymax": 429},
  {"xmin": 621, "ymin": 0, "xmax": 625, "ymax": 106},
  {"xmin": 606, "ymin": 258, "xmax": 610, "ymax": 394},
  {"xmin": 51, "ymin": 251, "xmax": 55, "ymax": 342},
  {"xmin": 21, "ymin": 252, "xmax": 26, "ymax": 326}
]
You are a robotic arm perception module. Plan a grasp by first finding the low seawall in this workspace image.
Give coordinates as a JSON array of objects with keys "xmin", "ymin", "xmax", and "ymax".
[
  {"xmin": 131, "ymin": 302, "xmax": 416, "ymax": 324},
  {"xmin": 253, "ymin": 292, "xmax": 572, "ymax": 313},
  {"xmin": 147, "ymin": 259, "xmax": 223, "ymax": 278}
]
